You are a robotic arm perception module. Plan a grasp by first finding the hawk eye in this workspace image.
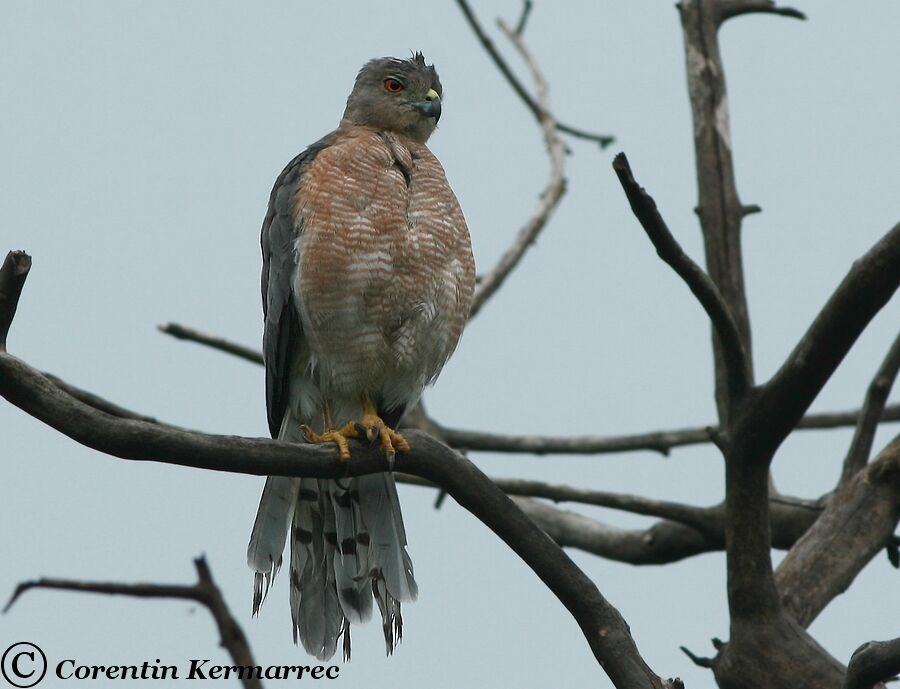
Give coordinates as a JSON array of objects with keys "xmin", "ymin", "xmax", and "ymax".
[{"xmin": 383, "ymin": 78, "xmax": 404, "ymax": 93}]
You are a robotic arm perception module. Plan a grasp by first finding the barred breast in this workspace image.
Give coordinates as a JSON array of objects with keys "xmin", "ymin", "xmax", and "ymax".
[{"xmin": 291, "ymin": 126, "xmax": 474, "ymax": 412}]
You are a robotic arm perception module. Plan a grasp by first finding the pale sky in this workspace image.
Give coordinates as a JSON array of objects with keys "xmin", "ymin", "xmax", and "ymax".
[{"xmin": 2, "ymin": 2, "xmax": 899, "ymax": 688}]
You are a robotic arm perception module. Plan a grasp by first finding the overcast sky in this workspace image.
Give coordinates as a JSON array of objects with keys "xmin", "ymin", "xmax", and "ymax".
[{"xmin": 2, "ymin": 2, "xmax": 898, "ymax": 688}]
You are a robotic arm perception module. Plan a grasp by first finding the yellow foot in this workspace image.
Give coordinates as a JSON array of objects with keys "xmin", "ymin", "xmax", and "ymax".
[
  {"xmin": 354, "ymin": 413, "xmax": 411, "ymax": 460},
  {"xmin": 301, "ymin": 407, "xmax": 411, "ymax": 464},
  {"xmin": 301, "ymin": 425, "xmax": 356, "ymax": 462}
]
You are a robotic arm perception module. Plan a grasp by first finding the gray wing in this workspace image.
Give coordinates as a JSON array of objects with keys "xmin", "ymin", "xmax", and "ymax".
[{"xmin": 261, "ymin": 135, "xmax": 334, "ymax": 438}]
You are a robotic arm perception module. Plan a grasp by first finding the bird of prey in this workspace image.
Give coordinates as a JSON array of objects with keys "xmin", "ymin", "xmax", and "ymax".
[{"xmin": 247, "ymin": 53, "xmax": 475, "ymax": 662}]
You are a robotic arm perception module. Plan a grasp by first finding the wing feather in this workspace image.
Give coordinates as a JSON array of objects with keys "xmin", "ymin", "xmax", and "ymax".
[{"xmin": 261, "ymin": 135, "xmax": 334, "ymax": 438}]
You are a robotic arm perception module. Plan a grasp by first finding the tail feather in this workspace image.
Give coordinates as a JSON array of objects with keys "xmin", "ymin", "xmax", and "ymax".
[
  {"xmin": 329, "ymin": 479, "xmax": 373, "ymax": 625},
  {"xmin": 372, "ymin": 574, "xmax": 404, "ymax": 655},
  {"xmin": 358, "ymin": 473, "xmax": 418, "ymax": 603},
  {"xmin": 292, "ymin": 480, "xmax": 345, "ymax": 661},
  {"xmin": 248, "ymin": 476, "xmax": 299, "ymax": 613},
  {"xmin": 248, "ymin": 414, "xmax": 417, "ymax": 660}
]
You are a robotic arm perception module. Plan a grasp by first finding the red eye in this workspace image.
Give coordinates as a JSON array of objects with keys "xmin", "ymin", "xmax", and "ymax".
[{"xmin": 383, "ymin": 78, "xmax": 404, "ymax": 93}]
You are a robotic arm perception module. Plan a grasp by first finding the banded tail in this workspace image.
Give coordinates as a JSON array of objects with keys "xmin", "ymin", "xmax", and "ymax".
[{"xmin": 247, "ymin": 425, "xmax": 417, "ymax": 660}]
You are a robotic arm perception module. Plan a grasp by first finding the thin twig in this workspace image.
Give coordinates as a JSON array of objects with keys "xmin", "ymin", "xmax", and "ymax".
[
  {"xmin": 5, "ymin": 557, "xmax": 262, "ymax": 689},
  {"xmin": 468, "ymin": 18, "xmax": 567, "ymax": 319},
  {"xmin": 515, "ymin": 0, "xmax": 533, "ymax": 36},
  {"xmin": 454, "ymin": 0, "xmax": 614, "ymax": 149},
  {"xmin": 0, "ymin": 251, "xmax": 31, "ymax": 351},
  {"xmin": 680, "ymin": 645, "xmax": 716, "ymax": 668},
  {"xmin": 839, "ymin": 329, "xmax": 900, "ymax": 485},
  {"xmin": 612, "ymin": 154, "xmax": 751, "ymax": 407},
  {"xmin": 158, "ymin": 322, "xmax": 263, "ymax": 365}
]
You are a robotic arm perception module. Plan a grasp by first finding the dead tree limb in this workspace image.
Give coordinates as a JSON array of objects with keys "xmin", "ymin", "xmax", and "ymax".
[
  {"xmin": 157, "ymin": 322, "xmax": 900, "ymax": 457},
  {"xmin": 775, "ymin": 436, "xmax": 900, "ymax": 628},
  {"xmin": 717, "ymin": 0, "xmax": 806, "ymax": 24},
  {"xmin": 0, "ymin": 250, "xmax": 31, "ymax": 351},
  {"xmin": 158, "ymin": 322, "xmax": 263, "ymax": 365},
  {"xmin": 839, "ymin": 331, "xmax": 900, "ymax": 485},
  {"xmin": 468, "ymin": 14, "xmax": 567, "ymax": 319},
  {"xmin": 0, "ymin": 254, "xmax": 671, "ymax": 689},
  {"xmin": 843, "ymin": 637, "xmax": 900, "ymax": 689},
  {"xmin": 454, "ymin": 0, "xmax": 614, "ymax": 149},
  {"xmin": 5, "ymin": 557, "xmax": 262, "ymax": 689},
  {"xmin": 613, "ymin": 153, "xmax": 751, "ymax": 405},
  {"xmin": 659, "ymin": 2, "xmax": 900, "ymax": 687},
  {"xmin": 678, "ymin": 0, "xmax": 758, "ymax": 424}
]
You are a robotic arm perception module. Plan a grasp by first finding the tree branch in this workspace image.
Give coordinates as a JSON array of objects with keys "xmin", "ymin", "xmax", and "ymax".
[
  {"xmin": 843, "ymin": 637, "xmax": 900, "ymax": 689},
  {"xmin": 5, "ymin": 557, "xmax": 262, "ymax": 689},
  {"xmin": 612, "ymin": 153, "xmax": 751, "ymax": 407},
  {"xmin": 839, "ymin": 330, "xmax": 900, "ymax": 485},
  {"xmin": 743, "ymin": 223, "xmax": 900, "ymax": 459},
  {"xmin": 717, "ymin": 0, "xmax": 806, "ymax": 24},
  {"xmin": 0, "ymin": 250, "xmax": 31, "ymax": 351},
  {"xmin": 512, "ymin": 498, "xmax": 720, "ymax": 564},
  {"xmin": 467, "ymin": 15, "xmax": 567, "ymax": 319},
  {"xmin": 155, "ymin": 322, "xmax": 900, "ymax": 458},
  {"xmin": 0, "ymin": 274, "xmax": 668, "ymax": 689},
  {"xmin": 514, "ymin": 0, "xmax": 533, "ymax": 36},
  {"xmin": 678, "ymin": 0, "xmax": 761, "ymax": 424},
  {"xmin": 158, "ymin": 322, "xmax": 263, "ymax": 365},
  {"xmin": 454, "ymin": 0, "xmax": 615, "ymax": 148},
  {"xmin": 438, "ymin": 407, "xmax": 900, "ymax": 455},
  {"xmin": 398, "ymin": 472, "xmax": 722, "ymax": 534},
  {"xmin": 493, "ymin": 493, "xmax": 820, "ymax": 566},
  {"xmin": 775, "ymin": 435, "xmax": 900, "ymax": 628}
]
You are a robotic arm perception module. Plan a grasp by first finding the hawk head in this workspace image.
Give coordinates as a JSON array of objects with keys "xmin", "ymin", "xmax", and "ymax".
[{"xmin": 342, "ymin": 53, "xmax": 443, "ymax": 143}]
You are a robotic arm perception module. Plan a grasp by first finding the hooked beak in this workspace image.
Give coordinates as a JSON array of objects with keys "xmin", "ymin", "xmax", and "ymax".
[{"xmin": 414, "ymin": 88, "xmax": 441, "ymax": 124}]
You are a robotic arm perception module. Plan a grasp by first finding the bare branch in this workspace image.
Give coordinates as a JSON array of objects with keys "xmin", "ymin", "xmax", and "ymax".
[
  {"xmin": 513, "ymin": 498, "xmax": 719, "ymax": 564},
  {"xmin": 5, "ymin": 557, "xmax": 262, "ymax": 689},
  {"xmin": 839, "ymin": 329, "xmax": 900, "ymax": 484},
  {"xmin": 41, "ymin": 372, "xmax": 169, "ymax": 425},
  {"xmin": 397, "ymin": 472, "xmax": 720, "ymax": 533},
  {"xmin": 155, "ymin": 322, "xmax": 900, "ymax": 455},
  {"xmin": 843, "ymin": 637, "xmax": 900, "ymax": 689},
  {"xmin": 717, "ymin": 0, "xmax": 807, "ymax": 24},
  {"xmin": 678, "ymin": 0, "xmax": 759, "ymax": 424},
  {"xmin": 0, "ymin": 250, "xmax": 31, "ymax": 351},
  {"xmin": 468, "ymin": 17, "xmax": 567, "ymax": 319},
  {"xmin": 402, "ymin": 475, "xmax": 820, "ymax": 564},
  {"xmin": 612, "ymin": 153, "xmax": 751, "ymax": 407},
  {"xmin": 0, "ymin": 347, "xmax": 666, "ymax": 687},
  {"xmin": 514, "ymin": 0, "xmax": 533, "ymax": 36},
  {"xmin": 744, "ymin": 222, "xmax": 900, "ymax": 459},
  {"xmin": 681, "ymin": 645, "xmax": 715, "ymax": 668},
  {"xmin": 158, "ymin": 322, "xmax": 263, "ymax": 365},
  {"xmin": 776, "ymin": 435, "xmax": 900, "ymax": 628},
  {"xmin": 454, "ymin": 0, "xmax": 614, "ymax": 148},
  {"xmin": 441, "ymin": 422, "xmax": 711, "ymax": 455}
]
